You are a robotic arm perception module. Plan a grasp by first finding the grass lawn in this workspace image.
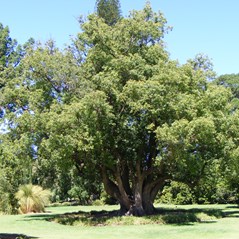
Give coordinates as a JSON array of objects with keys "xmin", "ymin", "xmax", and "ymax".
[{"xmin": 0, "ymin": 204, "xmax": 239, "ymax": 239}]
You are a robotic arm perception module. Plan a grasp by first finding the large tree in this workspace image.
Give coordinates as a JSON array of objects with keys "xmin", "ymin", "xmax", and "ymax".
[{"xmin": 1, "ymin": 5, "xmax": 234, "ymax": 215}]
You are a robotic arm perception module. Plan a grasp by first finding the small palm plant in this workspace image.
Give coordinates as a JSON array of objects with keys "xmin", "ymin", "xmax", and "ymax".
[{"xmin": 15, "ymin": 184, "xmax": 51, "ymax": 214}]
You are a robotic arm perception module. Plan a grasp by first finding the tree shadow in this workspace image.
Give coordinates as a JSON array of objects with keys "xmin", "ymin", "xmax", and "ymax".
[
  {"xmin": 21, "ymin": 205, "xmax": 239, "ymax": 227},
  {"xmin": 22, "ymin": 213, "xmax": 60, "ymax": 221},
  {"xmin": 222, "ymin": 210, "xmax": 239, "ymax": 218},
  {"xmin": 0, "ymin": 233, "xmax": 38, "ymax": 239},
  {"xmin": 154, "ymin": 207, "xmax": 221, "ymax": 225},
  {"xmin": 226, "ymin": 205, "xmax": 239, "ymax": 209}
]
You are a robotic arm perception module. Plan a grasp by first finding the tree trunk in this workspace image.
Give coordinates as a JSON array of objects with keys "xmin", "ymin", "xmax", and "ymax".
[
  {"xmin": 142, "ymin": 190, "xmax": 156, "ymax": 215},
  {"xmin": 101, "ymin": 165, "xmax": 168, "ymax": 216},
  {"xmin": 131, "ymin": 179, "xmax": 145, "ymax": 216},
  {"xmin": 142, "ymin": 177, "xmax": 168, "ymax": 215},
  {"xmin": 119, "ymin": 203, "xmax": 128, "ymax": 215}
]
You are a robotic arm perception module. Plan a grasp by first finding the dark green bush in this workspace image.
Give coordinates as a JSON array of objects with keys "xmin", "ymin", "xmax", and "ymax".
[{"xmin": 157, "ymin": 181, "xmax": 194, "ymax": 205}]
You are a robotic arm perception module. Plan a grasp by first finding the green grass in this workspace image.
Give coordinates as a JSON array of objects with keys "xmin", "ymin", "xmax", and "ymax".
[{"xmin": 0, "ymin": 204, "xmax": 239, "ymax": 239}]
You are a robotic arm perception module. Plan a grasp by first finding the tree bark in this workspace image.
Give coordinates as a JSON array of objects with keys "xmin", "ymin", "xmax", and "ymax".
[
  {"xmin": 142, "ymin": 186, "xmax": 155, "ymax": 215},
  {"xmin": 101, "ymin": 164, "xmax": 168, "ymax": 216},
  {"xmin": 115, "ymin": 166, "xmax": 131, "ymax": 211},
  {"xmin": 133, "ymin": 179, "xmax": 145, "ymax": 216},
  {"xmin": 101, "ymin": 165, "xmax": 131, "ymax": 214},
  {"xmin": 142, "ymin": 177, "xmax": 168, "ymax": 215}
]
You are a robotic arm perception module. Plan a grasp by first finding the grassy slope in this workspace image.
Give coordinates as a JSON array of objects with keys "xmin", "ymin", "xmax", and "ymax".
[{"xmin": 0, "ymin": 204, "xmax": 239, "ymax": 239}]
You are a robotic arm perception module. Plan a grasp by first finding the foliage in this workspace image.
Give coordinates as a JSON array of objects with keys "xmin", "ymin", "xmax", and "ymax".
[
  {"xmin": 187, "ymin": 53, "xmax": 216, "ymax": 81},
  {"xmin": 191, "ymin": 160, "xmax": 237, "ymax": 204},
  {"xmin": 222, "ymin": 141, "xmax": 239, "ymax": 203},
  {"xmin": 100, "ymin": 190, "xmax": 117, "ymax": 205},
  {"xmin": 213, "ymin": 73, "xmax": 239, "ymax": 110},
  {"xmin": 0, "ymin": 137, "xmax": 32, "ymax": 214},
  {"xmin": 92, "ymin": 199, "xmax": 105, "ymax": 206},
  {"xmin": 0, "ymin": 23, "xmax": 34, "ymax": 92},
  {"xmin": 157, "ymin": 181, "xmax": 194, "ymax": 205},
  {"xmin": 0, "ymin": 23, "xmax": 18, "ymax": 69},
  {"xmin": 214, "ymin": 73, "xmax": 239, "ymax": 98},
  {"xmin": 15, "ymin": 184, "xmax": 51, "ymax": 214},
  {"xmin": 67, "ymin": 170, "xmax": 102, "ymax": 205},
  {"xmin": 32, "ymin": 152, "xmax": 102, "ymax": 204},
  {"xmin": 0, "ymin": 169, "xmax": 16, "ymax": 214},
  {"xmin": 95, "ymin": 0, "xmax": 121, "ymax": 26}
]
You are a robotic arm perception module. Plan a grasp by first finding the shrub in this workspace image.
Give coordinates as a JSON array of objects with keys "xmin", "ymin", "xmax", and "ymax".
[
  {"xmin": 67, "ymin": 185, "xmax": 91, "ymax": 205},
  {"xmin": 92, "ymin": 199, "xmax": 105, "ymax": 206},
  {"xmin": 157, "ymin": 181, "xmax": 194, "ymax": 205},
  {"xmin": 15, "ymin": 184, "xmax": 51, "ymax": 214},
  {"xmin": 0, "ymin": 170, "xmax": 18, "ymax": 214},
  {"xmin": 100, "ymin": 191, "xmax": 117, "ymax": 205}
]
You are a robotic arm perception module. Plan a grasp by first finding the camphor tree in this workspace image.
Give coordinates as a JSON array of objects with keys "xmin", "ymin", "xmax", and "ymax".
[{"xmin": 0, "ymin": 4, "xmax": 234, "ymax": 215}]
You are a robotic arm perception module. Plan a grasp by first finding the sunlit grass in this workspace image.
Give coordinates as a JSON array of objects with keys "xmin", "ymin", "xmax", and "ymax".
[{"xmin": 0, "ymin": 204, "xmax": 239, "ymax": 239}]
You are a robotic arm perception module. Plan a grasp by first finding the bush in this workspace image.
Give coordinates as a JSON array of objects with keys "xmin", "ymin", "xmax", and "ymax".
[
  {"xmin": 156, "ymin": 181, "xmax": 194, "ymax": 205},
  {"xmin": 0, "ymin": 191, "xmax": 15, "ymax": 214},
  {"xmin": 67, "ymin": 186, "xmax": 91, "ymax": 205},
  {"xmin": 92, "ymin": 199, "xmax": 105, "ymax": 206},
  {"xmin": 100, "ymin": 191, "xmax": 117, "ymax": 205},
  {"xmin": 0, "ymin": 170, "xmax": 18, "ymax": 214},
  {"xmin": 15, "ymin": 184, "xmax": 51, "ymax": 214}
]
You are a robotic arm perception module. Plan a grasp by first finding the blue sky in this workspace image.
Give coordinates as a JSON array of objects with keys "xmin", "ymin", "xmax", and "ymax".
[{"xmin": 1, "ymin": 0, "xmax": 239, "ymax": 76}]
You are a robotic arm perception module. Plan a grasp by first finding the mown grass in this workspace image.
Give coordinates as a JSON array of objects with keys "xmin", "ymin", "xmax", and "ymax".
[{"xmin": 0, "ymin": 204, "xmax": 239, "ymax": 239}]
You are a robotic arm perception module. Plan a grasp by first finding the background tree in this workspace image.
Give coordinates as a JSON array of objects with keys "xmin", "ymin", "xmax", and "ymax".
[
  {"xmin": 0, "ymin": 23, "xmax": 17, "ymax": 117},
  {"xmin": 0, "ymin": 24, "xmax": 36, "ymax": 213},
  {"xmin": 0, "ymin": 136, "xmax": 32, "ymax": 214},
  {"xmin": 213, "ymin": 73, "xmax": 239, "ymax": 110},
  {"xmin": 187, "ymin": 53, "xmax": 216, "ymax": 81},
  {"xmin": 214, "ymin": 73, "xmax": 239, "ymax": 98},
  {"xmin": 0, "ymin": 23, "xmax": 17, "ymax": 69},
  {"xmin": 0, "ymin": 23, "xmax": 35, "ymax": 119},
  {"xmin": 212, "ymin": 74, "xmax": 239, "ymax": 201},
  {"xmin": 95, "ymin": 0, "xmax": 121, "ymax": 25}
]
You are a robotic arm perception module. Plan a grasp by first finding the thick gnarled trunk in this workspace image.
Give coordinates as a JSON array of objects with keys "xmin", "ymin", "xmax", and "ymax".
[{"xmin": 101, "ymin": 165, "xmax": 166, "ymax": 216}]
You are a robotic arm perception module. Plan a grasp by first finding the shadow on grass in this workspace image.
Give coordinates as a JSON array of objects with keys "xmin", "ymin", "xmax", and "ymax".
[
  {"xmin": 154, "ymin": 207, "xmax": 222, "ymax": 225},
  {"xmin": 22, "ymin": 205, "xmax": 239, "ymax": 227},
  {"xmin": 22, "ymin": 213, "xmax": 60, "ymax": 221},
  {"xmin": 0, "ymin": 233, "xmax": 38, "ymax": 239},
  {"xmin": 222, "ymin": 210, "xmax": 239, "ymax": 218},
  {"xmin": 226, "ymin": 205, "xmax": 239, "ymax": 209}
]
